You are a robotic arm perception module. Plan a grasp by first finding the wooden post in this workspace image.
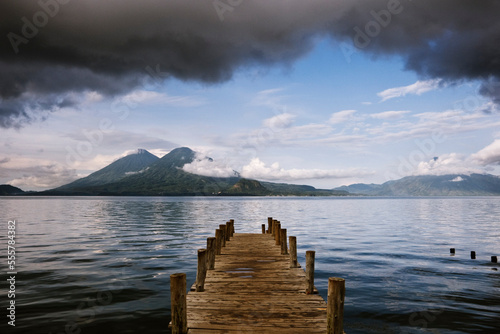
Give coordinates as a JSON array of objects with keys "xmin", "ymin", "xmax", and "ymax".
[
  {"xmin": 225, "ymin": 222, "xmax": 231, "ymax": 241},
  {"xmin": 196, "ymin": 249, "xmax": 207, "ymax": 292},
  {"xmin": 267, "ymin": 217, "xmax": 272, "ymax": 234},
  {"xmin": 215, "ymin": 229, "xmax": 222, "ymax": 255},
  {"xmin": 492, "ymin": 256, "xmax": 498, "ymax": 263},
  {"xmin": 272, "ymin": 219, "xmax": 277, "ymax": 236},
  {"xmin": 450, "ymin": 248, "xmax": 455, "ymax": 254},
  {"xmin": 306, "ymin": 250, "xmax": 315, "ymax": 294},
  {"xmin": 289, "ymin": 236, "xmax": 298, "ymax": 268},
  {"xmin": 262, "ymin": 224, "xmax": 266, "ymax": 234},
  {"xmin": 219, "ymin": 224, "xmax": 226, "ymax": 247},
  {"xmin": 207, "ymin": 237, "xmax": 216, "ymax": 270},
  {"xmin": 229, "ymin": 219, "xmax": 235, "ymax": 236},
  {"xmin": 170, "ymin": 273, "xmax": 187, "ymax": 334},
  {"xmin": 280, "ymin": 228, "xmax": 288, "ymax": 255},
  {"xmin": 275, "ymin": 222, "xmax": 281, "ymax": 246},
  {"xmin": 471, "ymin": 251, "xmax": 476, "ymax": 259},
  {"xmin": 327, "ymin": 277, "xmax": 345, "ymax": 334}
]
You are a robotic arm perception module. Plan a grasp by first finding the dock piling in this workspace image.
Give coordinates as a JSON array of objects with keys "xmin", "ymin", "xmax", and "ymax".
[
  {"xmin": 275, "ymin": 222, "xmax": 281, "ymax": 246},
  {"xmin": 225, "ymin": 222, "xmax": 231, "ymax": 241},
  {"xmin": 327, "ymin": 277, "xmax": 345, "ymax": 334},
  {"xmin": 196, "ymin": 249, "xmax": 207, "ymax": 292},
  {"xmin": 170, "ymin": 273, "xmax": 187, "ymax": 334},
  {"xmin": 215, "ymin": 229, "xmax": 222, "ymax": 255},
  {"xmin": 289, "ymin": 236, "xmax": 298, "ymax": 268},
  {"xmin": 280, "ymin": 228, "xmax": 288, "ymax": 255},
  {"xmin": 306, "ymin": 250, "xmax": 315, "ymax": 294},
  {"xmin": 219, "ymin": 224, "xmax": 226, "ymax": 247},
  {"xmin": 207, "ymin": 237, "xmax": 216, "ymax": 270}
]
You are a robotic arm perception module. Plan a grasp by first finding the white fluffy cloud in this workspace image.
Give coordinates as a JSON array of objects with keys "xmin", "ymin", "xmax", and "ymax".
[
  {"xmin": 378, "ymin": 79, "xmax": 442, "ymax": 102},
  {"xmin": 329, "ymin": 110, "xmax": 358, "ymax": 124},
  {"xmin": 262, "ymin": 113, "xmax": 295, "ymax": 129},
  {"xmin": 2, "ymin": 157, "xmax": 81, "ymax": 190},
  {"xmin": 414, "ymin": 154, "xmax": 484, "ymax": 176},
  {"xmin": 370, "ymin": 110, "xmax": 411, "ymax": 120},
  {"xmin": 471, "ymin": 139, "xmax": 500, "ymax": 165},
  {"xmin": 182, "ymin": 155, "xmax": 239, "ymax": 178},
  {"xmin": 120, "ymin": 90, "xmax": 205, "ymax": 107},
  {"xmin": 240, "ymin": 158, "xmax": 372, "ymax": 181}
]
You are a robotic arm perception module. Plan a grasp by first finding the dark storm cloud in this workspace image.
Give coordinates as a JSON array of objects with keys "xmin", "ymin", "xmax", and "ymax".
[{"xmin": 1, "ymin": 0, "xmax": 500, "ymax": 127}]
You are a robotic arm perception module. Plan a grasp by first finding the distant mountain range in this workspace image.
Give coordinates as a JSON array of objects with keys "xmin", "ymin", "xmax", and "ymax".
[
  {"xmin": 334, "ymin": 174, "xmax": 500, "ymax": 196},
  {"xmin": 0, "ymin": 184, "xmax": 25, "ymax": 195},
  {"xmin": 2, "ymin": 147, "xmax": 500, "ymax": 196},
  {"xmin": 38, "ymin": 147, "xmax": 347, "ymax": 196}
]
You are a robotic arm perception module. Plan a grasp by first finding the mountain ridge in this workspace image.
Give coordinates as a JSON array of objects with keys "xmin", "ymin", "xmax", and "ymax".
[
  {"xmin": 40, "ymin": 147, "xmax": 345, "ymax": 196},
  {"xmin": 335, "ymin": 173, "xmax": 500, "ymax": 196},
  {"xmin": 55, "ymin": 148, "xmax": 159, "ymax": 191},
  {"xmin": 5, "ymin": 147, "xmax": 500, "ymax": 196}
]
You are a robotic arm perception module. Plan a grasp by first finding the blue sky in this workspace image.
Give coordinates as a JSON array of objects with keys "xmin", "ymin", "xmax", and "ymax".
[{"xmin": 1, "ymin": 1, "xmax": 500, "ymax": 191}]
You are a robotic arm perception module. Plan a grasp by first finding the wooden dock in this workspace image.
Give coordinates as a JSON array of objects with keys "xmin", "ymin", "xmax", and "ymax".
[{"xmin": 170, "ymin": 218, "xmax": 345, "ymax": 334}]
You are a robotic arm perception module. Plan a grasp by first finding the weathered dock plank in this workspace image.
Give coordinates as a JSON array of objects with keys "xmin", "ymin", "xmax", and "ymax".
[{"xmin": 185, "ymin": 233, "xmax": 328, "ymax": 333}]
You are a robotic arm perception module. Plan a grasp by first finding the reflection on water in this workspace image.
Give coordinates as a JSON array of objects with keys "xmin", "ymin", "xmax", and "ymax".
[{"xmin": 1, "ymin": 196, "xmax": 499, "ymax": 333}]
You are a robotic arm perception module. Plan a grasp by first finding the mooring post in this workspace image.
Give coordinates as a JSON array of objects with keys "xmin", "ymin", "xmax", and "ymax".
[
  {"xmin": 327, "ymin": 277, "xmax": 345, "ymax": 334},
  {"xmin": 450, "ymin": 248, "xmax": 455, "ymax": 255},
  {"xmin": 215, "ymin": 229, "xmax": 222, "ymax": 255},
  {"xmin": 280, "ymin": 228, "xmax": 288, "ymax": 255},
  {"xmin": 229, "ymin": 219, "xmax": 235, "ymax": 236},
  {"xmin": 492, "ymin": 256, "xmax": 498, "ymax": 263},
  {"xmin": 196, "ymin": 249, "xmax": 207, "ymax": 292},
  {"xmin": 207, "ymin": 237, "xmax": 216, "ymax": 270},
  {"xmin": 272, "ymin": 219, "xmax": 277, "ymax": 236},
  {"xmin": 262, "ymin": 224, "xmax": 266, "ymax": 234},
  {"xmin": 170, "ymin": 273, "xmax": 187, "ymax": 334},
  {"xmin": 306, "ymin": 250, "xmax": 315, "ymax": 294},
  {"xmin": 225, "ymin": 221, "xmax": 231, "ymax": 241},
  {"xmin": 289, "ymin": 236, "xmax": 298, "ymax": 268},
  {"xmin": 219, "ymin": 224, "xmax": 226, "ymax": 247},
  {"xmin": 267, "ymin": 217, "xmax": 272, "ymax": 234},
  {"xmin": 275, "ymin": 222, "xmax": 281, "ymax": 246},
  {"xmin": 471, "ymin": 251, "xmax": 476, "ymax": 259}
]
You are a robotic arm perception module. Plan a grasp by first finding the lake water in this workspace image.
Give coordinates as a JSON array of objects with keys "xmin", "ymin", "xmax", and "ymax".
[{"xmin": 1, "ymin": 196, "xmax": 499, "ymax": 333}]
